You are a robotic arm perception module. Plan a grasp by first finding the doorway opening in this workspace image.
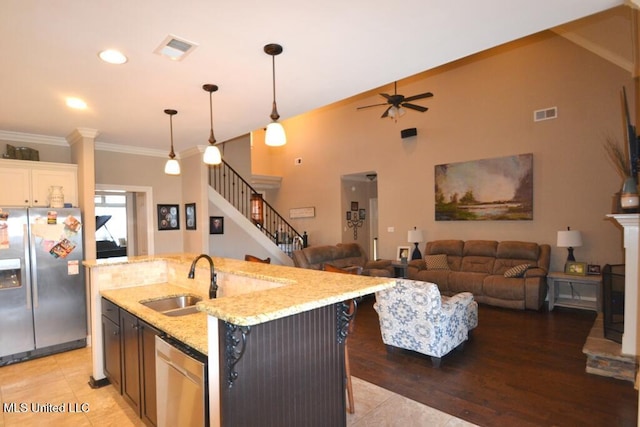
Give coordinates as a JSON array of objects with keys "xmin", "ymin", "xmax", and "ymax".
[
  {"xmin": 340, "ymin": 171, "xmax": 378, "ymax": 260},
  {"xmin": 95, "ymin": 184, "xmax": 154, "ymax": 258}
]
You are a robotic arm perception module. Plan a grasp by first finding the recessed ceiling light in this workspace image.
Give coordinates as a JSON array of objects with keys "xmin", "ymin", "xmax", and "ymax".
[
  {"xmin": 66, "ymin": 97, "xmax": 87, "ymax": 110},
  {"xmin": 98, "ymin": 49, "xmax": 128, "ymax": 64}
]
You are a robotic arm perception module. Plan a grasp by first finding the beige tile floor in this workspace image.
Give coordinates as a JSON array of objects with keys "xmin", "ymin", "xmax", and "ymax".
[{"xmin": 0, "ymin": 347, "xmax": 474, "ymax": 426}]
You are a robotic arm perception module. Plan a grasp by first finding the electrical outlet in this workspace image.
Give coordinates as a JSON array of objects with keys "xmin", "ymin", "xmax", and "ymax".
[
  {"xmin": 387, "ymin": 226, "xmax": 394, "ymax": 232},
  {"xmin": 294, "ymin": 157, "xmax": 302, "ymax": 165}
]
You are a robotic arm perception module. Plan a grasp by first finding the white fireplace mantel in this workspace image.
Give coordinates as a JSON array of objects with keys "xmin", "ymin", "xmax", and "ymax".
[{"xmin": 606, "ymin": 214, "xmax": 640, "ymax": 357}]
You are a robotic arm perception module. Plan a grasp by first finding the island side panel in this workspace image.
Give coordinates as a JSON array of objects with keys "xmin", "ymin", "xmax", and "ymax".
[{"xmin": 219, "ymin": 303, "xmax": 346, "ymax": 427}]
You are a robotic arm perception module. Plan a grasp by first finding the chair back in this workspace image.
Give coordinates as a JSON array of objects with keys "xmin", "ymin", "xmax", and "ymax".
[{"xmin": 244, "ymin": 254, "xmax": 271, "ymax": 264}]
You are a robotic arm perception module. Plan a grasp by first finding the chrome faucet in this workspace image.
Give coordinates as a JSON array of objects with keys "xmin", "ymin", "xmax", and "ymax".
[{"xmin": 188, "ymin": 254, "xmax": 218, "ymax": 299}]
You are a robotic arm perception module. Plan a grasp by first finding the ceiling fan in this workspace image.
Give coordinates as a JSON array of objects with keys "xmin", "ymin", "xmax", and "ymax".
[{"xmin": 357, "ymin": 82, "xmax": 433, "ymax": 119}]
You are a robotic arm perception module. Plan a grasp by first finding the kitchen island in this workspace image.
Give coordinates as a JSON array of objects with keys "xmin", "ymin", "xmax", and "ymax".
[{"xmin": 85, "ymin": 254, "xmax": 395, "ymax": 426}]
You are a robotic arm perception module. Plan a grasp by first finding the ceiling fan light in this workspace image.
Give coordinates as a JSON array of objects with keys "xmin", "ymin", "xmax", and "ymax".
[
  {"xmin": 398, "ymin": 107, "xmax": 406, "ymax": 117},
  {"xmin": 265, "ymin": 121, "xmax": 286, "ymax": 147},
  {"xmin": 164, "ymin": 158, "xmax": 181, "ymax": 175},
  {"xmin": 203, "ymin": 144, "xmax": 222, "ymax": 165}
]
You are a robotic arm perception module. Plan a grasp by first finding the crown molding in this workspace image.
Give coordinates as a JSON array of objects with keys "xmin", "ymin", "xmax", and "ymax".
[
  {"xmin": 0, "ymin": 129, "xmax": 199, "ymax": 159},
  {"xmin": 95, "ymin": 141, "xmax": 169, "ymax": 158},
  {"xmin": 0, "ymin": 130, "xmax": 68, "ymax": 146}
]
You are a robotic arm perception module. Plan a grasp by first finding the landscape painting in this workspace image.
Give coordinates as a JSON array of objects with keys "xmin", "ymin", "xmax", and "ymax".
[{"xmin": 435, "ymin": 153, "xmax": 533, "ymax": 221}]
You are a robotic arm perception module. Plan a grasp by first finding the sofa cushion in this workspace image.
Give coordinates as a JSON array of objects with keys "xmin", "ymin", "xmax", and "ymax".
[
  {"xmin": 425, "ymin": 240, "xmax": 463, "ymax": 270},
  {"xmin": 482, "ymin": 276, "xmax": 526, "ymax": 300},
  {"xmin": 463, "ymin": 240, "xmax": 498, "ymax": 257},
  {"xmin": 448, "ymin": 271, "xmax": 486, "ymax": 295},
  {"xmin": 426, "ymin": 254, "xmax": 449, "ymax": 270},
  {"xmin": 504, "ymin": 264, "xmax": 531, "ymax": 278},
  {"xmin": 461, "ymin": 256, "xmax": 495, "ymax": 274},
  {"xmin": 496, "ymin": 241, "xmax": 539, "ymax": 261}
]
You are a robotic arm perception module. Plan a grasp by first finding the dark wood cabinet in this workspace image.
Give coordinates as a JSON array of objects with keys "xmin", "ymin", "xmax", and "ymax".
[
  {"xmin": 101, "ymin": 298, "xmax": 122, "ymax": 393},
  {"xmin": 140, "ymin": 320, "xmax": 160, "ymax": 426},
  {"xmin": 101, "ymin": 298, "xmax": 159, "ymax": 426},
  {"xmin": 120, "ymin": 309, "xmax": 141, "ymax": 414}
]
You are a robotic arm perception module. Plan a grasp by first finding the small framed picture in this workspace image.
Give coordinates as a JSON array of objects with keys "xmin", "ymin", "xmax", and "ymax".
[
  {"xmin": 396, "ymin": 246, "xmax": 410, "ymax": 262},
  {"xmin": 358, "ymin": 208, "xmax": 366, "ymax": 220},
  {"xmin": 351, "ymin": 201, "xmax": 359, "ymax": 211},
  {"xmin": 158, "ymin": 204, "xmax": 179, "ymax": 231},
  {"xmin": 587, "ymin": 264, "xmax": 601, "ymax": 275},
  {"xmin": 346, "ymin": 211, "xmax": 352, "ymax": 220},
  {"xmin": 565, "ymin": 261, "xmax": 587, "ymax": 276},
  {"xmin": 209, "ymin": 216, "xmax": 224, "ymax": 235},
  {"xmin": 185, "ymin": 203, "xmax": 196, "ymax": 230}
]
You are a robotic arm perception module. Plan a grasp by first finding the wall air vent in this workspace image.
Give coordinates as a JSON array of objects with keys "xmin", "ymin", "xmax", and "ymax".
[
  {"xmin": 533, "ymin": 107, "xmax": 558, "ymax": 122},
  {"xmin": 154, "ymin": 34, "xmax": 198, "ymax": 61}
]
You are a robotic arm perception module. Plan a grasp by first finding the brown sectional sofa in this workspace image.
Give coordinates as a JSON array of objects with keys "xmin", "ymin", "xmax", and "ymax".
[
  {"xmin": 407, "ymin": 240, "xmax": 550, "ymax": 310},
  {"xmin": 292, "ymin": 243, "xmax": 394, "ymax": 277}
]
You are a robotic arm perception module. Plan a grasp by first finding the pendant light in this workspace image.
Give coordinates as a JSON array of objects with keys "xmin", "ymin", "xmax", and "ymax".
[
  {"xmin": 163, "ymin": 109, "xmax": 180, "ymax": 175},
  {"xmin": 264, "ymin": 43, "xmax": 286, "ymax": 147},
  {"xmin": 202, "ymin": 84, "xmax": 222, "ymax": 165}
]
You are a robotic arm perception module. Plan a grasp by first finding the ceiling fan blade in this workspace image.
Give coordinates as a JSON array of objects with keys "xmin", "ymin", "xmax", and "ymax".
[
  {"xmin": 379, "ymin": 93, "xmax": 392, "ymax": 100},
  {"xmin": 402, "ymin": 92, "xmax": 433, "ymax": 102},
  {"xmin": 357, "ymin": 102, "xmax": 389, "ymax": 110},
  {"xmin": 381, "ymin": 106, "xmax": 392, "ymax": 118},
  {"xmin": 402, "ymin": 103, "xmax": 428, "ymax": 112}
]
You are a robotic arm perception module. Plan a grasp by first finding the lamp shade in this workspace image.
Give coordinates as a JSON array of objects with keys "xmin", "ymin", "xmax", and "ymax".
[
  {"xmin": 203, "ymin": 145, "xmax": 222, "ymax": 165},
  {"xmin": 557, "ymin": 230, "xmax": 582, "ymax": 248},
  {"xmin": 408, "ymin": 229, "xmax": 424, "ymax": 243},
  {"xmin": 164, "ymin": 158, "xmax": 181, "ymax": 175},
  {"xmin": 265, "ymin": 122, "xmax": 286, "ymax": 147}
]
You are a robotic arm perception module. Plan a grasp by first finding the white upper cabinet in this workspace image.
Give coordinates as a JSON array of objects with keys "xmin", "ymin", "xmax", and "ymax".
[{"xmin": 0, "ymin": 159, "xmax": 78, "ymax": 207}]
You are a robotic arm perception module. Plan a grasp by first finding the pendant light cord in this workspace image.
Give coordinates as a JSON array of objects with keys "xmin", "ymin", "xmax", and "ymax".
[
  {"xmin": 168, "ymin": 115, "xmax": 176, "ymax": 159},
  {"xmin": 270, "ymin": 55, "xmax": 280, "ymax": 121},
  {"xmin": 209, "ymin": 91, "xmax": 216, "ymax": 145}
]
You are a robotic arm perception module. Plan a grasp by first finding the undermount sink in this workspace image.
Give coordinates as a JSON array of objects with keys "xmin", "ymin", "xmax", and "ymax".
[{"xmin": 140, "ymin": 295, "xmax": 202, "ymax": 316}]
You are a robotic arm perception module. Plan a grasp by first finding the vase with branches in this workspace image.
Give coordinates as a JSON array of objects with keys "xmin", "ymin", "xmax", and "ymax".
[{"xmin": 604, "ymin": 136, "xmax": 638, "ymax": 210}]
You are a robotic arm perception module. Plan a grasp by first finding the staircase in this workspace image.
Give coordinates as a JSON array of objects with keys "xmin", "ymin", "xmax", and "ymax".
[{"xmin": 209, "ymin": 160, "xmax": 306, "ymax": 257}]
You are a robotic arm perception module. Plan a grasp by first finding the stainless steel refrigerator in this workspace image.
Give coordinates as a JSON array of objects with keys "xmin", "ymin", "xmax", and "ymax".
[{"xmin": 0, "ymin": 207, "xmax": 86, "ymax": 364}]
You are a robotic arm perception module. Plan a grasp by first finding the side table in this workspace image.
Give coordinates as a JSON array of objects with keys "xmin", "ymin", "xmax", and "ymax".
[
  {"xmin": 547, "ymin": 271, "xmax": 602, "ymax": 312},
  {"xmin": 391, "ymin": 262, "xmax": 408, "ymax": 279}
]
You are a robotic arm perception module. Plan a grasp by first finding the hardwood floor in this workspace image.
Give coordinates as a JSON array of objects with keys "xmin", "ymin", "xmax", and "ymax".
[{"xmin": 348, "ymin": 296, "xmax": 638, "ymax": 427}]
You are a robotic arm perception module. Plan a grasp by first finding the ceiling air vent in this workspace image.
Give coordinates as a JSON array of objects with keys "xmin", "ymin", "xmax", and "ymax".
[
  {"xmin": 154, "ymin": 34, "xmax": 198, "ymax": 61},
  {"xmin": 533, "ymin": 107, "xmax": 557, "ymax": 122}
]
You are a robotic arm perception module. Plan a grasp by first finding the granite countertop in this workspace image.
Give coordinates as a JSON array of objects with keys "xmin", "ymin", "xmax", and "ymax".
[
  {"xmin": 196, "ymin": 263, "xmax": 395, "ymax": 326},
  {"xmin": 95, "ymin": 255, "xmax": 396, "ymax": 351},
  {"xmin": 101, "ymin": 283, "xmax": 210, "ymax": 355}
]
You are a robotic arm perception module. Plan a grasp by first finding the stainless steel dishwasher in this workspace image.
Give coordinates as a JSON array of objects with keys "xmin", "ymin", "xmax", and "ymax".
[{"xmin": 155, "ymin": 335, "xmax": 208, "ymax": 427}]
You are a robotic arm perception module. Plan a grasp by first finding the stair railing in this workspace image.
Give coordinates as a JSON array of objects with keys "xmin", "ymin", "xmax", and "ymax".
[{"xmin": 209, "ymin": 160, "xmax": 306, "ymax": 256}]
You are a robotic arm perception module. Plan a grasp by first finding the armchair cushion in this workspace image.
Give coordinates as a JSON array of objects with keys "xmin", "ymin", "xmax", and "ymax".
[{"xmin": 374, "ymin": 279, "xmax": 478, "ymax": 361}]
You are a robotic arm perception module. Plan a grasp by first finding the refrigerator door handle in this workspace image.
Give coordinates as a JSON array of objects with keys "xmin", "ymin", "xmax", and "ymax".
[
  {"xmin": 29, "ymin": 226, "xmax": 38, "ymax": 309},
  {"xmin": 23, "ymin": 224, "xmax": 32, "ymax": 310}
]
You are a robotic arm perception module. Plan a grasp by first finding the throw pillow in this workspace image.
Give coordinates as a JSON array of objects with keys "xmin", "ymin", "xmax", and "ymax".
[
  {"xmin": 425, "ymin": 254, "xmax": 449, "ymax": 270},
  {"xmin": 504, "ymin": 264, "xmax": 531, "ymax": 278}
]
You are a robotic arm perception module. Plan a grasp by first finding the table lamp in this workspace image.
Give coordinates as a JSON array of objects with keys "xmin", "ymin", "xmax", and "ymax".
[
  {"xmin": 557, "ymin": 226, "xmax": 582, "ymax": 262},
  {"xmin": 408, "ymin": 227, "xmax": 425, "ymax": 260}
]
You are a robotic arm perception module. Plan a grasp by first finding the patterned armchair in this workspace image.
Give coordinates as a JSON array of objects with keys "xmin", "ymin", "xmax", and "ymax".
[{"xmin": 374, "ymin": 279, "xmax": 478, "ymax": 367}]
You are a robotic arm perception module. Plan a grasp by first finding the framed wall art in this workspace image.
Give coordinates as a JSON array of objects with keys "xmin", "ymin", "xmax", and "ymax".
[
  {"xmin": 158, "ymin": 204, "xmax": 179, "ymax": 231},
  {"xmin": 435, "ymin": 153, "xmax": 533, "ymax": 221},
  {"xmin": 210, "ymin": 216, "xmax": 224, "ymax": 235},
  {"xmin": 185, "ymin": 203, "xmax": 196, "ymax": 230}
]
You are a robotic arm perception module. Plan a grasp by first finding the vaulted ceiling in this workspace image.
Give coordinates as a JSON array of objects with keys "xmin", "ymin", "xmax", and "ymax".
[{"xmin": 0, "ymin": 1, "xmax": 626, "ymax": 154}]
